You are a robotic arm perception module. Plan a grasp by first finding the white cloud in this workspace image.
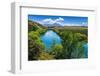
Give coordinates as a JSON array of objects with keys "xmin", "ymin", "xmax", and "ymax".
[
  {"xmin": 42, "ymin": 18, "xmax": 55, "ymax": 24},
  {"xmin": 64, "ymin": 23, "xmax": 88, "ymax": 26},
  {"xmin": 82, "ymin": 22, "xmax": 88, "ymax": 26},
  {"xmin": 40, "ymin": 17, "xmax": 64, "ymax": 25},
  {"xmin": 55, "ymin": 17, "xmax": 64, "ymax": 22}
]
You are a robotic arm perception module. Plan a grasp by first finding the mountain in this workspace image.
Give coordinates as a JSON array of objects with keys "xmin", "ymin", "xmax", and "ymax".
[
  {"xmin": 28, "ymin": 20, "xmax": 63, "ymax": 31},
  {"xmin": 28, "ymin": 20, "xmax": 46, "ymax": 31},
  {"xmin": 43, "ymin": 23, "xmax": 62, "ymax": 27}
]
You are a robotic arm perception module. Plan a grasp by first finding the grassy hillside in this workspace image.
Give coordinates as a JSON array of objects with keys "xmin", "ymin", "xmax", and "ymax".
[
  {"xmin": 28, "ymin": 20, "xmax": 47, "ymax": 31},
  {"xmin": 52, "ymin": 26, "xmax": 88, "ymax": 36}
]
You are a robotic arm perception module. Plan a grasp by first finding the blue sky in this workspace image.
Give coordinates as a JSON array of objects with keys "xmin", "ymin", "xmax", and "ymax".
[{"xmin": 28, "ymin": 15, "xmax": 88, "ymax": 26}]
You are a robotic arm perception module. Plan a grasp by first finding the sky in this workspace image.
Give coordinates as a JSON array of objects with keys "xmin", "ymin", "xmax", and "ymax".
[{"xmin": 28, "ymin": 15, "xmax": 88, "ymax": 26}]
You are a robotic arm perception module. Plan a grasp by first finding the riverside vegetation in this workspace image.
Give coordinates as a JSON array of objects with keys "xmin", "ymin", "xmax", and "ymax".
[{"xmin": 28, "ymin": 20, "xmax": 88, "ymax": 60}]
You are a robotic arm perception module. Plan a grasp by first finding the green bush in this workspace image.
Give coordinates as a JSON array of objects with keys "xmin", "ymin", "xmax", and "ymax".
[
  {"xmin": 38, "ymin": 51, "xmax": 54, "ymax": 60},
  {"xmin": 28, "ymin": 31, "xmax": 45, "ymax": 60},
  {"xmin": 51, "ymin": 44, "xmax": 63, "ymax": 59}
]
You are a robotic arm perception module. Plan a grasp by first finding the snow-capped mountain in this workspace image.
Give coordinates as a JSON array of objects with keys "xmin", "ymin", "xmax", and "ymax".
[{"xmin": 43, "ymin": 23, "xmax": 62, "ymax": 27}]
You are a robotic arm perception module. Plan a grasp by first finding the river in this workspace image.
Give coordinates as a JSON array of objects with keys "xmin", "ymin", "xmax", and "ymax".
[{"xmin": 40, "ymin": 30, "xmax": 62, "ymax": 49}]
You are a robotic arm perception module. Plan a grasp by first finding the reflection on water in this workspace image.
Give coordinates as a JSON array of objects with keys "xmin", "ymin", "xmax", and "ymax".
[
  {"xmin": 41, "ymin": 30, "xmax": 62, "ymax": 49},
  {"xmin": 83, "ymin": 43, "xmax": 88, "ymax": 58}
]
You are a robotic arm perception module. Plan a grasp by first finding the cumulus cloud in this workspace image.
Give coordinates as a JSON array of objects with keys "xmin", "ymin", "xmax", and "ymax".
[
  {"xmin": 41, "ymin": 17, "xmax": 64, "ymax": 25},
  {"xmin": 55, "ymin": 17, "xmax": 64, "ymax": 22},
  {"xmin": 42, "ymin": 18, "xmax": 54, "ymax": 24}
]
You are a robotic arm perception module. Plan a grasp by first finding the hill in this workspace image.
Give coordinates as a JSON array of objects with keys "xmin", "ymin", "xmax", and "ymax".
[{"xmin": 28, "ymin": 20, "xmax": 47, "ymax": 31}]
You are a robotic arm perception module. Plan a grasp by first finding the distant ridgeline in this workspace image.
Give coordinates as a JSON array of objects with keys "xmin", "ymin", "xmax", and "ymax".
[{"xmin": 28, "ymin": 20, "xmax": 88, "ymax": 36}]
